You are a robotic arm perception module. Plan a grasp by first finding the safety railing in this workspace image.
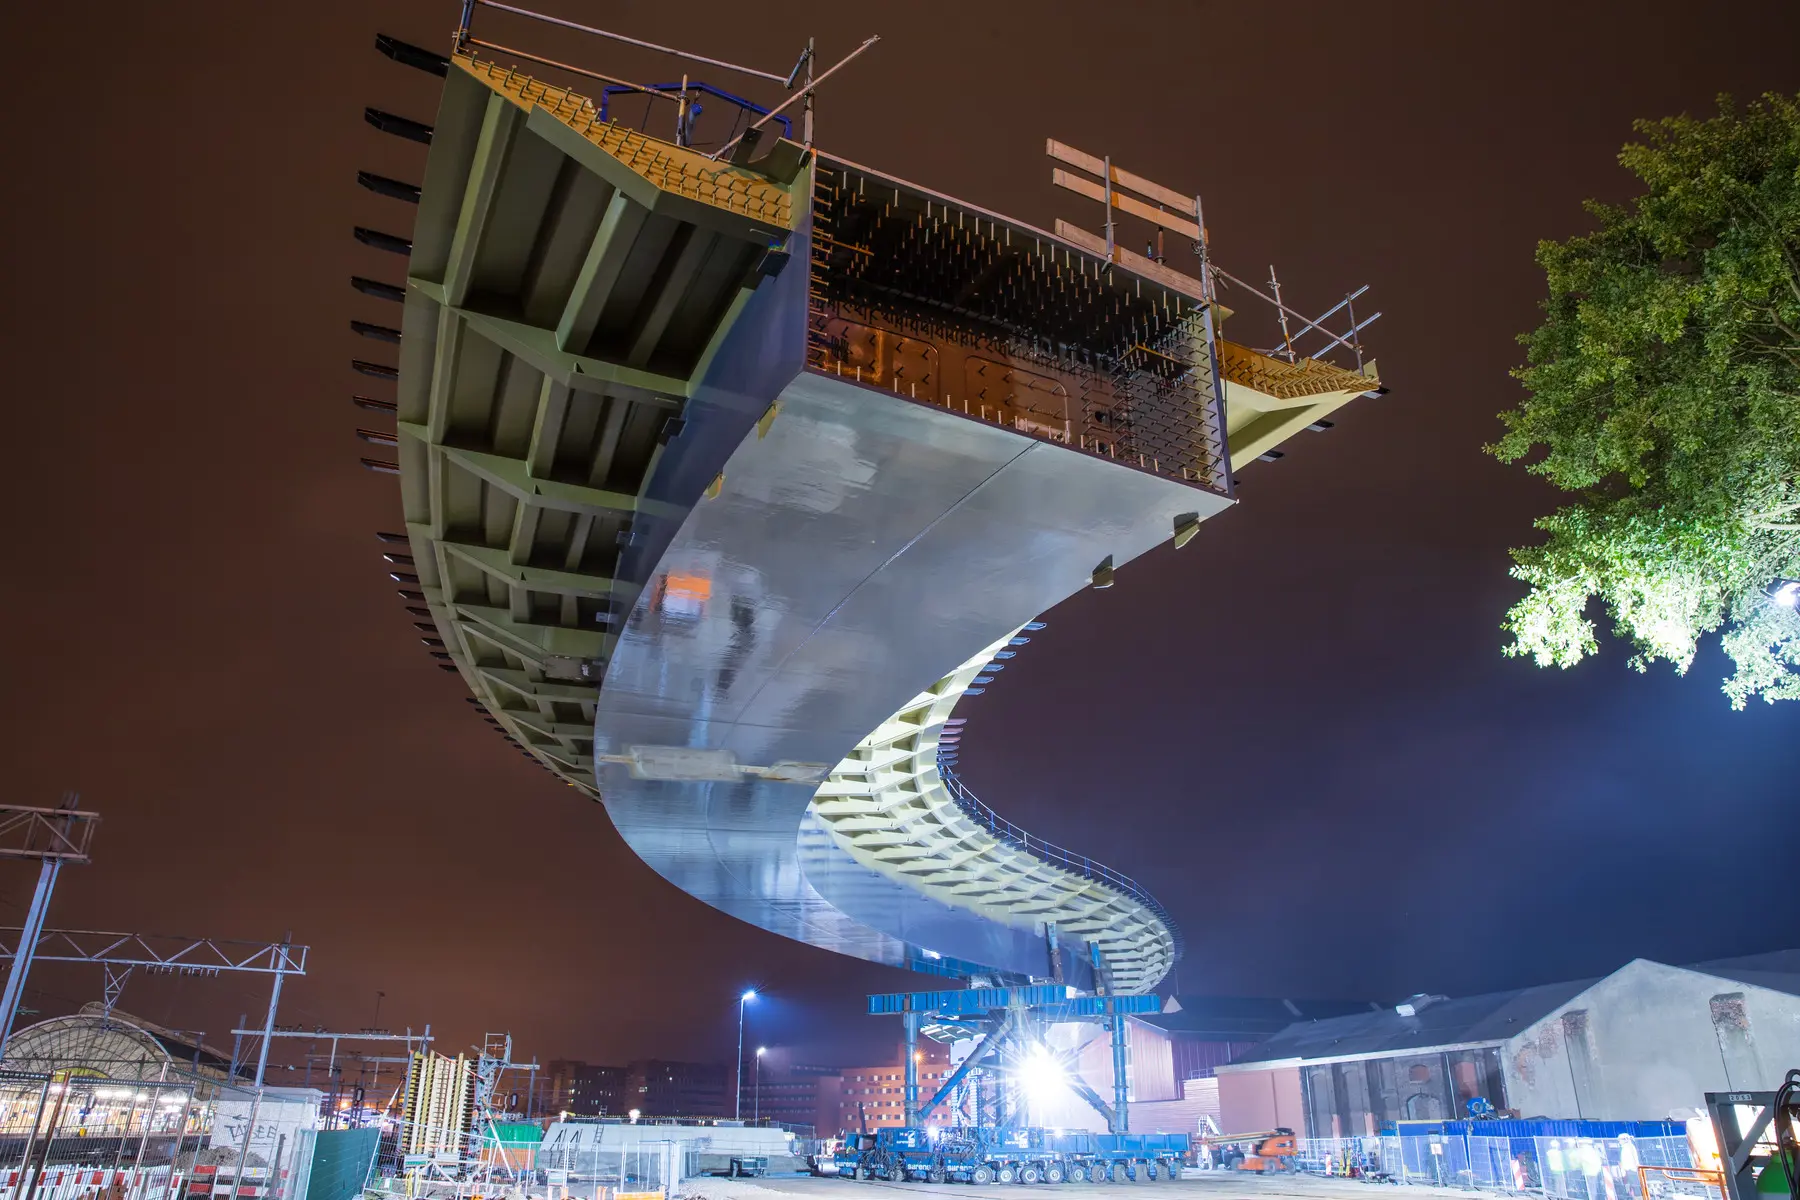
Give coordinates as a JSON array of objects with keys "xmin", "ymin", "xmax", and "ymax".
[
  {"xmin": 1291, "ymin": 1133, "xmax": 1697, "ymax": 1197},
  {"xmin": 936, "ymin": 766, "xmax": 1184, "ymax": 965}
]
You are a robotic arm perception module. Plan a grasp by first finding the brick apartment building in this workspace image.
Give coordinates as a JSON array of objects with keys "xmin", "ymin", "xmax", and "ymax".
[
  {"xmin": 538, "ymin": 1048, "xmax": 951, "ymax": 1131},
  {"xmin": 835, "ymin": 1047, "xmax": 953, "ymax": 1131}
]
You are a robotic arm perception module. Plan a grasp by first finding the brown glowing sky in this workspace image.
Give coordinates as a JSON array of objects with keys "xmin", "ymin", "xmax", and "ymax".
[{"xmin": 5, "ymin": 0, "xmax": 1798, "ymax": 1078}]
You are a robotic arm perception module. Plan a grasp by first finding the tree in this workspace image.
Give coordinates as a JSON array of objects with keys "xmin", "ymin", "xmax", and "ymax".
[{"xmin": 1491, "ymin": 92, "xmax": 1800, "ymax": 708}]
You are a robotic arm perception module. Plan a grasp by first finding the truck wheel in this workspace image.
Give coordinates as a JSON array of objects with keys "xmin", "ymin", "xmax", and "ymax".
[
  {"xmin": 1045, "ymin": 1164, "xmax": 1065, "ymax": 1185},
  {"xmin": 930, "ymin": 1168, "xmax": 948, "ymax": 1185},
  {"xmin": 973, "ymin": 1166, "xmax": 995, "ymax": 1185},
  {"xmin": 1144, "ymin": 1163, "xmax": 1159, "ymax": 1182},
  {"xmin": 998, "ymin": 1166, "xmax": 1018, "ymax": 1185},
  {"xmin": 1022, "ymin": 1166, "xmax": 1043, "ymax": 1185},
  {"xmin": 1069, "ymin": 1166, "xmax": 1088, "ymax": 1184}
]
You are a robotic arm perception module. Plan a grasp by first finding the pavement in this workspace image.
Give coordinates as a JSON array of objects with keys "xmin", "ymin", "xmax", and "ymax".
[{"xmin": 676, "ymin": 1172, "xmax": 1481, "ymax": 1200}]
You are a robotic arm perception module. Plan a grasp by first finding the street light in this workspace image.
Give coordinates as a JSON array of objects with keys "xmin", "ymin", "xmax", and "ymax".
[
  {"xmin": 735, "ymin": 989, "xmax": 758, "ymax": 1119},
  {"xmin": 1772, "ymin": 580, "xmax": 1800, "ymax": 607},
  {"xmin": 755, "ymin": 1047, "xmax": 767, "ymax": 1123}
]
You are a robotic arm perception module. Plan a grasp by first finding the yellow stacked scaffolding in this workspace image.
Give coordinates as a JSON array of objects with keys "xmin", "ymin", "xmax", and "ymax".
[{"xmin": 400, "ymin": 1051, "xmax": 475, "ymax": 1160}]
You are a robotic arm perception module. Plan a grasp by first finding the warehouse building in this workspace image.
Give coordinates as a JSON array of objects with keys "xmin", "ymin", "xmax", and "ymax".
[{"xmin": 1214, "ymin": 951, "xmax": 1800, "ymax": 1135}]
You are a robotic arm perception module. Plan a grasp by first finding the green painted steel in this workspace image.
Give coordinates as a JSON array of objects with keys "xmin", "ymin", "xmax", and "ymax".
[
  {"xmin": 485, "ymin": 1121, "xmax": 543, "ymax": 1147},
  {"xmin": 303, "ymin": 1128, "xmax": 379, "ymax": 1200}
]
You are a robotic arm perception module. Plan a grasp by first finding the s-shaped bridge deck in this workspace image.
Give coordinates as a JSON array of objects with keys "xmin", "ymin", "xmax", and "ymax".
[{"xmin": 355, "ymin": 23, "xmax": 1378, "ymax": 995}]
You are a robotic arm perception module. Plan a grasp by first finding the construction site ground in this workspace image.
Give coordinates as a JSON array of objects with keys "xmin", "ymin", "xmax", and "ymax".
[{"xmin": 678, "ymin": 1172, "xmax": 1477, "ymax": 1200}]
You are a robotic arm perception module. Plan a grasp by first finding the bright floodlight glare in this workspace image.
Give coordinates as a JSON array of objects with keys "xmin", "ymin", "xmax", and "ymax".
[
  {"xmin": 1773, "ymin": 580, "xmax": 1800, "ymax": 607},
  {"xmin": 628, "ymin": 1108, "xmax": 641, "ymax": 1122},
  {"xmin": 757, "ymin": 1046, "xmax": 767, "ymax": 1056},
  {"xmin": 1018, "ymin": 1047, "xmax": 1066, "ymax": 1110},
  {"xmin": 741, "ymin": 989, "xmax": 758, "ymax": 1002}
]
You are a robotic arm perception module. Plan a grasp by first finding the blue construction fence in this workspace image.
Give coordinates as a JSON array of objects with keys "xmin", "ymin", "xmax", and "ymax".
[{"xmin": 1294, "ymin": 1119, "xmax": 1699, "ymax": 1197}]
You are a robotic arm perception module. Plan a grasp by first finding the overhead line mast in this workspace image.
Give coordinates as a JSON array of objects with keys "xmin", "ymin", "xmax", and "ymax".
[{"xmin": 0, "ymin": 797, "xmax": 99, "ymax": 1054}]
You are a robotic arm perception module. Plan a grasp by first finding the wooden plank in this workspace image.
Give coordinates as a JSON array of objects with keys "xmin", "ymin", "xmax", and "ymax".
[
  {"xmin": 1046, "ymin": 138, "xmax": 1196, "ymax": 214},
  {"xmin": 1053, "ymin": 219, "xmax": 1216, "ymax": 307},
  {"xmin": 1052, "ymin": 169, "xmax": 1201, "ymax": 241}
]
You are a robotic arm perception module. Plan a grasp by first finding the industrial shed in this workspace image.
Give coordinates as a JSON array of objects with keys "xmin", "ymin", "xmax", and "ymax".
[{"xmin": 1214, "ymin": 951, "xmax": 1800, "ymax": 1135}]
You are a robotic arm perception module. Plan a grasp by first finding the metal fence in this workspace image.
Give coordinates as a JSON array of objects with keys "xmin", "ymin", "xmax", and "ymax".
[
  {"xmin": 1534, "ymin": 1136, "xmax": 1694, "ymax": 1200},
  {"xmin": 0, "ymin": 1070, "xmax": 315, "ymax": 1200},
  {"xmin": 1291, "ymin": 1135, "xmax": 1389, "ymax": 1178},
  {"xmin": 1294, "ymin": 1133, "xmax": 1695, "ymax": 1196},
  {"xmin": 367, "ymin": 1137, "xmax": 700, "ymax": 1200},
  {"xmin": 536, "ymin": 1137, "xmax": 699, "ymax": 1196}
]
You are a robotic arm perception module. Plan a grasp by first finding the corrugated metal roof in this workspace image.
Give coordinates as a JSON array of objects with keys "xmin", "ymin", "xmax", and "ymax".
[
  {"xmin": 1137, "ymin": 996, "xmax": 1381, "ymax": 1040},
  {"xmin": 1222, "ymin": 947, "xmax": 1800, "ymax": 1068},
  {"xmin": 1222, "ymin": 978, "xmax": 1598, "ymax": 1066},
  {"xmin": 1686, "ymin": 950, "xmax": 1800, "ymax": 998}
]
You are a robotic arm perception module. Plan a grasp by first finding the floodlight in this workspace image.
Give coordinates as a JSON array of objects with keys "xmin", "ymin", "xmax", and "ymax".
[
  {"xmin": 1773, "ymin": 580, "xmax": 1800, "ymax": 607},
  {"xmin": 757, "ymin": 1046, "xmax": 767, "ymax": 1056},
  {"xmin": 741, "ymin": 989, "xmax": 758, "ymax": 1002},
  {"xmin": 1018, "ymin": 1047, "xmax": 1066, "ymax": 1110}
]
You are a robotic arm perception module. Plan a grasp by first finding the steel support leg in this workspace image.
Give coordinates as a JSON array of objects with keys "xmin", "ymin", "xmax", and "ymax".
[
  {"xmin": 903, "ymin": 1010, "xmax": 920, "ymax": 1127},
  {"xmin": 1110, "ymin": 1006, "xmax": 1129, "ymax": 1134}
]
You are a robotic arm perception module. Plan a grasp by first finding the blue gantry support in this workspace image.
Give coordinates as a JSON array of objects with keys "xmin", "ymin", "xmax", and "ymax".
[
  {"xmin": 1110, "ymin": 1001, "xmax": 1131, "ymax": 1133},
  {"xmin": 869, "ymin": 986, "xmax": 1161, "ymax": 1131},
  {"xmin": 919, "ymin": 1012, "xmax": 1014, "ymax": 1119},
  {"xmin": 903, "ymin": 1009, "xmax": 921, "ymax": 1126}
]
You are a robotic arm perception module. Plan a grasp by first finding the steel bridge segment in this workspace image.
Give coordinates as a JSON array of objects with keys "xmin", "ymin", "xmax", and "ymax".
[
  {"xmin": 803, "ymin": 631, "xmax": 1183, "ymax": 993},
  {"xmin": 377, "ymin": 41, "xmax": 1377, "ymax": 995},
  {"xmin": 593, "ymin": 360, "xmax": 1229, "ymax": 986}
]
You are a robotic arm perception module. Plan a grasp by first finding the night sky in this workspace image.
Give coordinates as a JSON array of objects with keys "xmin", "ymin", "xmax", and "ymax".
[{"xmin": 6, "ymin": 0, "xmax": 1798, "ymax": 1080}]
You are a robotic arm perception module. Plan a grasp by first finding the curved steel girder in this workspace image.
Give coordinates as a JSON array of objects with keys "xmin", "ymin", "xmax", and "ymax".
[
  {"xmin": 808, "ymin": 631, "xmax": 1177, "ymax": 995},
  {"xmin": 592, "ymin": 367, "xmax": 1229, "ymax": 986},
  {"xmin": 374, "ymin": 52, "xmax": 1298, "ymax": 990}
]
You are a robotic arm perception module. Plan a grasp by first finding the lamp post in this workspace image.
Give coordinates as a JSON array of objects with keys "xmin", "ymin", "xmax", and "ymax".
[
  {"xmin": 755, "ymin": 1047, "xmax": 766, "ymax": 1123},
  {"xmin": 735, "ymin": 990, "xmax": 757, "ymax": 1119}
]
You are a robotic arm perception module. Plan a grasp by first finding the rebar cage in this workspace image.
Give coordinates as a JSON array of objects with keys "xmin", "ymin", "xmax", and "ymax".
[{"xmin": 807, "ymin": 159, "xmax": 1231, "ymax": 495}]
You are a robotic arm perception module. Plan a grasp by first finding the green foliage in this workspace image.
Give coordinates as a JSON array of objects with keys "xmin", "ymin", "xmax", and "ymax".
[{"xmin": 1491, "ymin": 92, "xmax": 1800, "ymax": 707}]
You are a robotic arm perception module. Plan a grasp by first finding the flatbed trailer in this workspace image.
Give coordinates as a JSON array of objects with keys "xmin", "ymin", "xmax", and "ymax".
[{"xmin": 831, "ymin": 1127, "xmax": 1189, "ymax": 1184}]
